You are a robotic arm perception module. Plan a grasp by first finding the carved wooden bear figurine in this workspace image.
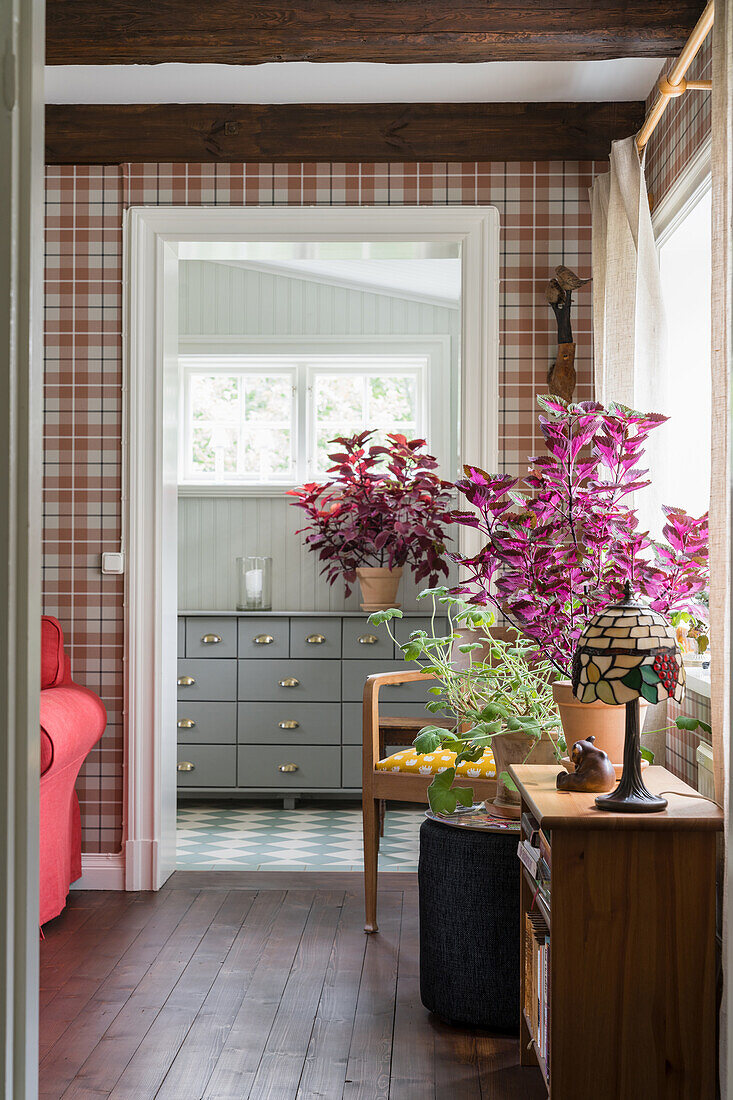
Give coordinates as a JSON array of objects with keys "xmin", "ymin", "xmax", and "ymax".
[{"xmin": 556, "ymin": 736, "xmax": 616, "ymax": 793}]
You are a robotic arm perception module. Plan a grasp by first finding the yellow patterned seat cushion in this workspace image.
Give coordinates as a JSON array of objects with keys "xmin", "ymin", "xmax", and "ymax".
[{"xmin": 375, "ymin": 747, "xmax": 496, "ymax": 778}]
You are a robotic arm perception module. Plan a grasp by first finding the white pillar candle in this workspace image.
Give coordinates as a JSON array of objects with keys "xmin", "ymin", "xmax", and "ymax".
[{"xmin": 245, "ymin": 568, "xmax": 263, "ymax": 600}]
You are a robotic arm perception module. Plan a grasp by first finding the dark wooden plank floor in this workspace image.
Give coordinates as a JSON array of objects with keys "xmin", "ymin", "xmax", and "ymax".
[{"xmin": 40, "ymin": 874, "xmax": 545, "ymax": 1100}]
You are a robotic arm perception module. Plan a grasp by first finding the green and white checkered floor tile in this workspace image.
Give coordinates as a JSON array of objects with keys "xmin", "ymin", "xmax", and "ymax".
[{"xmin": 176, "ymin": 802, "xmax": 423, "ymax": 871}]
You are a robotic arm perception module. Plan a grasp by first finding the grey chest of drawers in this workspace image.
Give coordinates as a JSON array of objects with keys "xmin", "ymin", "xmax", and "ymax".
[{"xmin": 176, "ymin": 611, "xmax": 445, "ymax": 801}]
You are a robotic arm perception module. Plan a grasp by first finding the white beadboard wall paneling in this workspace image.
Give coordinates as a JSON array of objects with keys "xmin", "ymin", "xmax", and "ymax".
[
  {"xmin": 177, "ymin": 495, "xmax": 457, "ymax": 611},
  {"xmin": 178, "ymin": 259, "xmax": 460, "ymax": 611},
  {"xmin": 179, "ymin": 261, "xmax": 458, "ymax": 380}
]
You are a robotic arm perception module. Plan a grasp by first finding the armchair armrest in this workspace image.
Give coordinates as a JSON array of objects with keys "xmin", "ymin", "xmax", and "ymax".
[
  {"xmin": 40, "ymin": 684, "xmax": 107, "ymax": 776},
  {"xmin": 362, "ymin": 670, "xmax": 436, "ymax": 769}
]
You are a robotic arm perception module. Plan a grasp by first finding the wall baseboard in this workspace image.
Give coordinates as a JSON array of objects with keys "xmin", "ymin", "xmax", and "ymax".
[
  {"xmin": 124, "ymin": 837, "xmax": 161, "ymax": 891},
  {"xmin": 71, "ymin": 852, "xmax": 125, "ymax": 891}
]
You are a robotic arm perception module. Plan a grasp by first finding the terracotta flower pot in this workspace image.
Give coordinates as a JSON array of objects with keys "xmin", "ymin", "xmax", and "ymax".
[
  {"xmin": 450, "ymin": 625, "xmax": 497, "ymax": 670},
  {"xmin": 552, "ymin": 680, "xmax": 648, "ymax": 774},
  {"xmin": 355, "ymin": 566, "xmax": 403, "ymax": 612},
  {"xmin": 490, "ymin": 730, "xmax": 558, "ymax": 820}
]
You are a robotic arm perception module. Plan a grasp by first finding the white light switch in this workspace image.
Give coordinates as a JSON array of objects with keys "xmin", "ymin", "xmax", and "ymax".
[{"xmin": 101, "ymin": 552, "xmax": 125, "ymax": 575}]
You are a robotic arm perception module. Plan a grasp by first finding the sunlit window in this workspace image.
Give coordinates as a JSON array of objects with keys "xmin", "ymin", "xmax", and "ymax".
[
  {"xmin": 187, "ymin": 371, "xmax": 295, "ymax": 482},
  {"xmin": 656, "ymin": 187, "xmax": 712, "ymax": 524},
  {"xmin": 179, "ymin": 356, "xmax": 428, "ymax": 486},
  {"xmin": 311, "ymin": 369, "xmax": 420, "ymax": 473}
]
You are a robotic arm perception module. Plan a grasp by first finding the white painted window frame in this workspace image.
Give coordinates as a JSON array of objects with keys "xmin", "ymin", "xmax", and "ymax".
[
  {"xmin": 123, "ymin": 206, "xmax": 499, "ymax": 890},
  {"xmin": 652, "ymin": 133, "xmax": 712, "ymax": 247},
  {"xmin": 177, "ymin": 333, "xmax": 451, "ymax": 493}
]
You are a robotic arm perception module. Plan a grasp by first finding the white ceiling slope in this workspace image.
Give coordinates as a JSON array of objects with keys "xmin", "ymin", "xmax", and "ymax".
[
  {"xmin": 207, "ymin": 258, "xmax": 463, "ymax": 306},
  {"xmin": 45, "ymin": 59, "xmax": 664, "ymax": 105}
]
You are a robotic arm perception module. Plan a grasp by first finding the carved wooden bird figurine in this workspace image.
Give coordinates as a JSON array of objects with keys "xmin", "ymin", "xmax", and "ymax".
[
  {"xmin": 545, "ymin": 278, "xmax": 565, "ymax": 305},
  {"xmin": 554, "ymin": 265, "xmax": 591, "ymax": 292}
]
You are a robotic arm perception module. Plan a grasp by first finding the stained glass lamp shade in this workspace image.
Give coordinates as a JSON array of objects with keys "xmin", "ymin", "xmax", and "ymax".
[{"xmin": 572, "ymin": 582, "xmax": 685, "ymax": 812}]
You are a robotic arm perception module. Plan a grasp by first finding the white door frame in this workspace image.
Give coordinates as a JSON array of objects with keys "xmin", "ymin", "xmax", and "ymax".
[
  {"xmin": 0, "ymin": 0, "xmax": 44, "ymax": 1091},
  {"xmin": 123, "ymin": 206, "xmax": 500, "ymax": 891}
]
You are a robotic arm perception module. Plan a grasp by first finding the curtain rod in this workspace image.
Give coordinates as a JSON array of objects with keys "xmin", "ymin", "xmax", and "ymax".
[{"xmin": 636, "ymin": 0, "xmax": 714, "ymax": 153}]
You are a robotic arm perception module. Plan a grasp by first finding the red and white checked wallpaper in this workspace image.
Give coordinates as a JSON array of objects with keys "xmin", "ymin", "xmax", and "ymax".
[
  {"xmin": 44, "ymin": 160, "xmax": 601, "ymax": 852},
  {"xmin": 645, "ymin": 35, "xmax": 712, "ymax": 208}
]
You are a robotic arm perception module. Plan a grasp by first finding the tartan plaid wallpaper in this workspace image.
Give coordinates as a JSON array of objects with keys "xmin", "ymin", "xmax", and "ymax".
[
  {"xmin": 668, "ymin": 687, "xmax": 712, "ymax": 789},
  {"xmin": 645, "ymin": 35, "xmax": 712, "ymax": 208},
  {"xmin": 44, "ymin": 159, "xmax": 602, "ymax": 852}
]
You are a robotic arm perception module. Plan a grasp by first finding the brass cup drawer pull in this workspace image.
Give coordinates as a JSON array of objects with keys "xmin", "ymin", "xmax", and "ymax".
[
  {"xmin": 279, "ymin": 677, "xmax": 300, "ymax": 688},
  {"xmin": 279, "ymin": 720, "xmax": 300, "ymax": 729},
  {"xmin": 305, "ymin": 633, "xmax": 326, "ymax": 645},
  {"xmin": 278, "ymin": 763, "xmax": 299, "ymax": 773},
  {"xmin": 177, "ymin": 675, "xmax": 195, "ymax": 687},
  {"xmin": 201, "ymin": 633, "xmax": 221, "ymax": 645},
  {"xmin": 177, "ymin": 719, "xmax": 196, "ymax": 729},
  {"xmin": 358, "ymin": 634, "xmax": 379, "ymax": 645},
  {"xmin": 254, "ymin": 634, "xmax": 274, "ymax": 645},
  {"xmin": 177, "ymin": 761, "xmax": 195, "ymax": 772}
]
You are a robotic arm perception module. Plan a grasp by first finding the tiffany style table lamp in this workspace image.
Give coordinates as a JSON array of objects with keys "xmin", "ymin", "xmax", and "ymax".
[{"xmin": 572, "ymin": 582, "xmax": 685, "ymax": 813}]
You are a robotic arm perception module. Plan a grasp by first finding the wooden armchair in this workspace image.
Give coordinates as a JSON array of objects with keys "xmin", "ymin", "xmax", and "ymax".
[{"xmin": 362, "ymin": 669, "xmax": 498, "ymax": 933}]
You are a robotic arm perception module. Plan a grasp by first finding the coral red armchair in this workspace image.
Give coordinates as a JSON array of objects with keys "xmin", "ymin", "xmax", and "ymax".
[{"xmin": 40, "ymin": 616, "xmax": 106, "ymax": 925}]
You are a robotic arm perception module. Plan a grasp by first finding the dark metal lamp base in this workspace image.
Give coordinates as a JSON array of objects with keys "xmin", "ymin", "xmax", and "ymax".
[
  {"xmin": 595, "ymin": 788, "xmax": 668, "ymax": 813},
  {"xmin": 594, "ymin": 698, "xmax": 668, "ymax": 814}
]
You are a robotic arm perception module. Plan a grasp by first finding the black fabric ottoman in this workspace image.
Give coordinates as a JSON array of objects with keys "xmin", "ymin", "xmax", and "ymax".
[{"xmin": 418, "ymin": 817, "xmax": 519, "ymax": 1031}]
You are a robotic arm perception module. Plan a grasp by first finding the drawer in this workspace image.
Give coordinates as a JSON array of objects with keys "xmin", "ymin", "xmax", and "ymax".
[
  {"xmin": 185, "ymin": 617, "xmax": 238, "ymax": 659},
  {"xmin": 177, "ymin": 744, "xmax": 237, "ymax": 788},
  {"xmin": 177, "ymin": 659, "xmax": 237, "ymax": 701},
  {"xmin": 178, "ymin": 618, "xmax": 186, "ymax": 657},
  {"xmin": 341, "ymin": 701, "xmax": 438, "ymax": 745},
  {"xmin": 238, "ymin": 659, "xmax": 340, "ymax": 703},
  {"xmin": 238, "ymin": 702, "xmax": 341, "ymax": 745},
  {"xmin": 342, "ymin": 660, "xmax": 434, "ymax": 704},
  {"xmin": 342, "ymin": 743, "xmax": 406, "ymax": 786},
  {"xmin": 342, "ymin": 617, "xmax": 394, "ymax": 660},
  {"xmin": 237, "ymin": 617, "xmax": 289, "ymax": 659},
  {"xmin": 342, "ymin": 745, "xmax": 362, "ymax": 789},
  {"xmin": 177, "ymin": 702, "xmax": 236, "ymax": 745},
  {"xmin": 238, "ymin": 745, "xmax": 341, "ymax": 788},
  {"xmin": 290, "ymin": 617, "xmax": 341, "ymax": 659}
]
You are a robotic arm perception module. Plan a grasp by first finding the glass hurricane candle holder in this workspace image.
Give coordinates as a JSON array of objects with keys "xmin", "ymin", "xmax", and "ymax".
[{"xmin": 237, "ymin": 556, "xmax": 272, "ymax": 611}]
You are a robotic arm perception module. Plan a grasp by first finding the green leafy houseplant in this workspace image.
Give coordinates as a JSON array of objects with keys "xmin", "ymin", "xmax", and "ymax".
[{"xmin": 369, "ymin": 588, "xmax": 563, "ymax": 814}]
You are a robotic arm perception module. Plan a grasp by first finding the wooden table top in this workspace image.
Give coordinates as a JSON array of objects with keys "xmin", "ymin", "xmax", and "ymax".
[{"xmin": 509, "ymin": 765, "xmax": 723, "ymax": 831}]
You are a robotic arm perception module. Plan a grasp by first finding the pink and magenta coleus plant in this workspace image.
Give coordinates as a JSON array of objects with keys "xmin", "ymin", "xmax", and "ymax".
[
  {"xmin": 451, "ymin": 396, "xmax": 709, "ymax": 677},
  {"xmin": 288, "ymin": 430, "xmax": 453, "ymax": 598}
]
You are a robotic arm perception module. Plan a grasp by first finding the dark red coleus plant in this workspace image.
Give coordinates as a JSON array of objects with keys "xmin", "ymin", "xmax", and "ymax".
[
  {"xmin": 451, "ymin": 396, "xmax": 709, "ymax": 677},
  {"xmin": 288, "ymin": 431, "xmax": 453, "ymax": 597}
]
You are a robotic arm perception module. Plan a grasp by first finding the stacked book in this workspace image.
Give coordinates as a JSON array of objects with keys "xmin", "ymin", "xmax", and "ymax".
[
  {"xmin": 517, "ymin": 813, "xmax": 552, "ymax": 907},
  {"xmin": 524, "ymin": 911, "xmax": 550, "ymax": 1074}
]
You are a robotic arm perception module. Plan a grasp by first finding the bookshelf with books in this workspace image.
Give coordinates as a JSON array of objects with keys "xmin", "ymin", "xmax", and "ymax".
[{"xmin": 510, "ymin": 764, "xmax": 722, "ymax": 1100}]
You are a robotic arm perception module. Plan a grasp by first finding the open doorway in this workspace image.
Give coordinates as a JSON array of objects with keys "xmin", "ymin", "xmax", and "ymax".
[{"xmin": 123, "ymin": 207, "xmax": 499, "ymax": 889}]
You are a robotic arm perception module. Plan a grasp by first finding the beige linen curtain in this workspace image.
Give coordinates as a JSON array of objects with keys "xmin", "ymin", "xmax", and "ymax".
[
  {"xmin": 712, "ymin": 0, "xmax": 732, "ymax": 1091},
  {"xmin": 590, "ymin": 137, "xmax": 670, "ymax": 532}
]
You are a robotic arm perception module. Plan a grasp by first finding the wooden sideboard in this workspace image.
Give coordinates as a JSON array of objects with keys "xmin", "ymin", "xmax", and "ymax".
[
  {"xmin": 510, "ymin": 764, "xmax": 722, "ymax": 1100},
  {"xmin": 177, "ymin": 610, "xmax": 444, "ymax": 801}
]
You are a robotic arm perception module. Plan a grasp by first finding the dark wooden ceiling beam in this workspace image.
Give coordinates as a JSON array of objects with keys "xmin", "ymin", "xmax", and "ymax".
[
  {"xmin": 45, "ymin": 101, "xmax": 645, "ymax": 164},
  {"xmin": 46, "ymin": 1, "xmax": 706, "ymax": 64}
]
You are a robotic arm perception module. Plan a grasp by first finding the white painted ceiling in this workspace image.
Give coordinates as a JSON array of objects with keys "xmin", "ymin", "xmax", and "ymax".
[
  {"xmin": 207, "ymin": 258, "xmax": 462, "ymax": 306},
  {"xmin": 45, "ymin": 59, "xmax": 664, "ymax": 105},
  {"xmin": 181, "ymin": 242, "xmax": 463, "ymax": 307}
]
